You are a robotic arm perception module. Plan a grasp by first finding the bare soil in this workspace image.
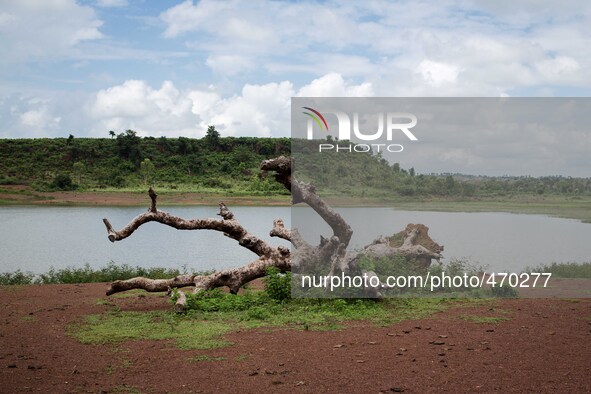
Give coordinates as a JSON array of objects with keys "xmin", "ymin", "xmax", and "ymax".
[
  {"xmin": 0, "ymin": 186, "xmax": 288, "ymax": 207},
  {"xmin": 1, "ymin": 284, "xmax": 590, "ymax": 393}
]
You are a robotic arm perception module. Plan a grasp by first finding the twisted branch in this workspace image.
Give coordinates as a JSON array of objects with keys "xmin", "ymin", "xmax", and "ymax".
[{"xmin": 103, "ymin": 194, "xmax": 274, "ymax": 257}]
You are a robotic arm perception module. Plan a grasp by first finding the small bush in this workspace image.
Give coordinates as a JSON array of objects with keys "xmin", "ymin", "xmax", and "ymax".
[
  {"xmin": 36, "ymin": 262, "xmax": 188, "ymax": 284},
  {"xmin": 524, "ymin": 261, "xmax": 591, "ymax": 278},
  {"xmin": 263, "ymin": 267, "xmax": 291, "ymax": 301},
  {"xmin": 0, "ymin": 176, "xmax": 19, "ymax": 185},
  {"xmin": 0, "ymin": 270, "xmax": 35, "ymax": 285},
  {"xmin": 175, "ymin": 288, "xmax": 272, "ymax": 312},
  {"xmin": 491, "ymin": 284, "xmax": 519, "ymax": 298},
  {"xmin": 51, "ymin": 173, "xmax": 76, "ymax": 190},
  {"xmin": 0, "ymin": 262, "xmax": 195, "ymax": 285}
]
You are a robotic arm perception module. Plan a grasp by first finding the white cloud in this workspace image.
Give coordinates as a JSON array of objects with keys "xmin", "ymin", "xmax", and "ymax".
[
  {"xmin": 19, "ymin": 104, "xmax": 61, "ymax": 134},
  {"xmin": 87, "ymin": 73, "xmax": 372, "ymax": 137},
  {"xmin": 417, "ymin": 60, "xmax": 461, "ymax": 87},
  {"xmin": 90, "ymin": 80, "xmax": 194, "ymax": 136},
  {"xmin": 205, "ymin": 55, "xmax": 255, "ymax": 76},
  {"xmin": 296, "ymin": 73, "xmax": 373, "ymax": 97},
  {"xmin": 0, "ymin": 0, "xmax": 103, "ymax": 63},
  {"xmin": 157, "ymin": 0, "xmax": 591, "ymax": 96},
  {"xmin": 535, "ymin": 56, "xmax": 581, "ymax": 81},
  {"xmin": 195, "ymin": 81, "xmax": 293, "ymax": 137},
  {"xmin": 160, "ymin": 0, "xmax": 225, "ymax": 38}
]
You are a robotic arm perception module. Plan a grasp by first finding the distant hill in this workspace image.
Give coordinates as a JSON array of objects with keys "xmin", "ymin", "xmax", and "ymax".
[
  {"xmin": 1, "ymin": 132, "xmax": 589, "ymax": 198},
  {"xmin": 0, "ymin": 130, "xmax": 290, "ymax": 195}
]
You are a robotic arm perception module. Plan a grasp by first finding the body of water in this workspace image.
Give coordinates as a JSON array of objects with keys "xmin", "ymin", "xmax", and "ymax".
[{"xmin": 1, "ymin": 205, "xmax": 590, "ymax": 274}]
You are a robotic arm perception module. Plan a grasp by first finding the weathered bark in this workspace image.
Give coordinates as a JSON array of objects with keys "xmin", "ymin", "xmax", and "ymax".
[
  {"xmin": 103, "ymin": 188, "xmax": 274, "ymax": 258},
  {"xmin": 107, "ymin": 253, "xmax": 290, "ymax": 297},
  {"xmin": 103, "ymin": 156, "xmax": 444, "ymax": 309},
  {"xmin": 103, "ymin": 189, "xmax": 290, "ymax": 306},
  {"xmin": 262, "ymin": 156, "xmax": 352, "ymax": 247},
  {"xmin": 360, "ymin": 224, "xmax": 443, "ymax": 271}
]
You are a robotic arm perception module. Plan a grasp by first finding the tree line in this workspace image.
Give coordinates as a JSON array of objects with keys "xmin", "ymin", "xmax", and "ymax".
[{"xmin": 0, "ymin": 131, "xmax": 589, "ymax": 198}]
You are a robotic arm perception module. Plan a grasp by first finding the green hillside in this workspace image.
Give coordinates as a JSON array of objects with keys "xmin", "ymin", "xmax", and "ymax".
[
  {"xmin": 292, "ymin": 139, "xmax": 591, "ymax": 198},
  {"xmin": 0, "ymin": 129, "xmax": 290, "ymax": 195},
  {"xmin": 1, "ymin": 131, "xmax": 590, "ymax": 199}
]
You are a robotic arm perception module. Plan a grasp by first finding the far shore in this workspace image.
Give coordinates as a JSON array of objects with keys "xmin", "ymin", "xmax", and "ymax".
[
  {"xmin": 0, "ymin": 187, "xmax": 290, "ymax": 207},
  {"xmin": 1, "ymin": 185, "xmax": 590, "ymax": 223}
]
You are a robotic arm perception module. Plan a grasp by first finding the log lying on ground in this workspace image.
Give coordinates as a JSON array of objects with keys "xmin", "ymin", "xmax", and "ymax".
[
  {"xmin": 103, "ymin": 188, "xmax": 290, "ymax": 300},
  {"xmin": 360, "ymin": 224, "xmax": 443, "ymax": 271},
  {"xmin": 107, "ymin": 253, "xmax": 290, "ymax": 297},
  {"xmin": 103, "ymin": 156, "xmax": 444, "ymax": 310}
]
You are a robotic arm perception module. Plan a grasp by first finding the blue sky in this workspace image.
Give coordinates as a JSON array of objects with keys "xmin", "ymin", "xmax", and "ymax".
[{"xmin": 1, "ymin": 0, "xmax": 590, "ymax": 175}]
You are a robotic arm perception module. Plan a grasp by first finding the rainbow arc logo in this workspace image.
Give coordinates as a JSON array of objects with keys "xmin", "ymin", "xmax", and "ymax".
[{"xmin": 302, "ymin": 107, "xmax": 329, "ymax": 131}]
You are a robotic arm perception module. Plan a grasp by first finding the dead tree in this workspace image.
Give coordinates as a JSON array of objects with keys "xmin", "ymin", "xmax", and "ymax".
[{"xmin": 103, "ymin": 156, "xmax": 442, "ymax": 309}]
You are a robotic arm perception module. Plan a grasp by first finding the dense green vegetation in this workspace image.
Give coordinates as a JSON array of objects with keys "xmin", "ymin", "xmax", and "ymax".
[
  {"xmin": 0, "ymin": 262, "xmax": 204, "ymax": 285},
  {"xmin": 293, "ymin": 139, "xmax": 591, "ymax": 198},
  {"xmin": 525, "ymin": 261, "xmax": 591, "ymax": 278},
  {"xmin": 0, "ymin": 129, "xmax": 290, "ymax": 195},
  {"xmin": 1, "ymin": 132, "xmax": 589, "ymax": 199}
]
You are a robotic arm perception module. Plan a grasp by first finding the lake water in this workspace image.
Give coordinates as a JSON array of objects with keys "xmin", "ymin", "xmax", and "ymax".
[{"xmin": 1, "ymin": 205, "xmax": 590, "ymax": 274}]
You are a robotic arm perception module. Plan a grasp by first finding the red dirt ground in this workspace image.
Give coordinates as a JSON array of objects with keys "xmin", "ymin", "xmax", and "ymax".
[{"xmin": 1, "ymin": 283, "xmax": 589, "ymax": 393}]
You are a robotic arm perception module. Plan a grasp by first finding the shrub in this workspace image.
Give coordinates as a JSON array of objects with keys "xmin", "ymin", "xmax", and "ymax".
[
  {"xmin": 491, "ymin": 284, "xmax": 519, "ymax": 298},
  {"xmin": 263, "ymin": 266, "xmax": 291, "ymax": 301},
  {"xmin": 51, "ymin": 173, "xmax": 76, "ymax": 190},
  {"xmin": 0, "ymin": 270, "xmax": 35, "ymax": 285}
]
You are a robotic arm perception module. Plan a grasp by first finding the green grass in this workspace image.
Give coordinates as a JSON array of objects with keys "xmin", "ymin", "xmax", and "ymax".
[
  {"xmin": 188, "ymin": 355, "xmax": 226, "ymax": 362},
  {"xmin": 72, "ymin": 311, "xmax": 234, "ymax": 350},
  {"xmin": 71, "ymin": 293, "xmax": 451, "ymax": 350},
  {"xmin": 104, "ymin": 359, "xmax": 134, "ymax": 375},
  {"xmin": 110, "ymin": 289, "xmax": 168, "ymax": 299},
  {"xmin": 379, "ymin": 195, "xmax": 591, "ymax": 223},
  {"xmin": 459, "ymin": 315, "xmax": 510, "ymax": 324},
  {"xmin": 111, "ymin": 385, "xmax": 142, "ymax": 394}
]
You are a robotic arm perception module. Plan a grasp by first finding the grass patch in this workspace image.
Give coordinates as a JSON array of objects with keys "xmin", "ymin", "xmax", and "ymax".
[
  {"xmin": 96, "ymin": 298, "xmax": 115, "ymax": 306},
  {"xmin": 71, "ymin": 311, "xmax": 233, "ymax": 350},
  {"xmin": 524, "ymin": 261, "xmax": 591, "ymax": 278},
  {"xmin": 188, "ymin": 355, "xmax": 226, "ymax": 362},
  {"xmin": 72, "ymin": 293, "xmax": 452, "ymax": 350},
  {"xmin": 111, "ymin": 289, "xmax": 167, "ymax": 299},
  {"xmin": 71, "ymin": 267, "xmax": 494, "ymax": 350},
  {"xmin": 111, "ymin": 385, "xmax": 142, "ymax": 394},
  {"xmin": 379, "ymin": 195, "xmax": 591, "ymax": 223},
  {"xmin": 460, "ymin": 315, "xmax": 510, "ymax": 324},
  {"xmin": 21, "ymin": 315, "xmax": 36, "ymax": 322},
  {"xmin": 104, "ymin": 359, "xmax": 134, "ymax": 375}
]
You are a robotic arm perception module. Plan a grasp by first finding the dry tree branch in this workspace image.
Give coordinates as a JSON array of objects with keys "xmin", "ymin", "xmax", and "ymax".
[
  {"xmin": 103, "ymin": 156, "xmax": 443, "ymax": 308},
  {"xmin": 261, "ymin": 156, "xmax": 352, "ymax": 247},
  {"xmin": 103, "ymin": 187, "xmax": 274, "ymax": 258},
  {"xmin": 103, "ymin": 186, "xmax": 291, "ymax": 299}
]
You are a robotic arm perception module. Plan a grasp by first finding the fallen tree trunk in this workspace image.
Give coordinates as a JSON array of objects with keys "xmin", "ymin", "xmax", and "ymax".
[
  {"xmin": 104, "ymin": 189, "xmax": 291, "ymax": 301},
  {"xmin": 103, "ymin": 156, "xmax": 443, "ymax": 309}
]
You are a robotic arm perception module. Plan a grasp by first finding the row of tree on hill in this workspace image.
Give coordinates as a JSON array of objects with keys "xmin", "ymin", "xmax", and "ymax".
[{"xmin": 0, "ymin": 129, "xmax": 589, "ymax": 197}]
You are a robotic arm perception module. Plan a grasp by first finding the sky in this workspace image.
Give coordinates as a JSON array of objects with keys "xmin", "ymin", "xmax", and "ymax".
[{"xmin": 1, "ymin": 0, "xmax": 590, "ymax": 176}]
